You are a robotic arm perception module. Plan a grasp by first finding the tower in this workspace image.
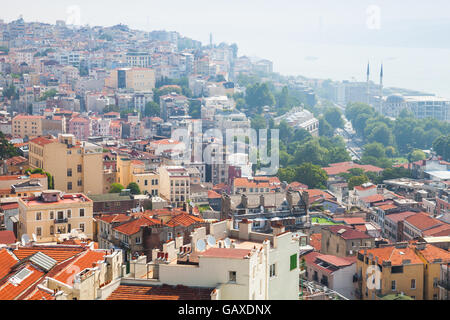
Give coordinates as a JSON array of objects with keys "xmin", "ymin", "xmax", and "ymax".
[
  {"xmin": 379, "ymin": 63, "xmax": 383, "ymax": 113},
  {"xmin": 366, "ymin": 61, "xmax": 370, "ymax": 105}
]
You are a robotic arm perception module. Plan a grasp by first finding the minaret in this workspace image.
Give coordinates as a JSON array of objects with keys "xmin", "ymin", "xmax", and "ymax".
[
  {"xmin": 379, "ymin": 63, "xmax": 383, "ymax": 113},
  {"xmin": 366, "ymin": 61, "xmax": 370, "ymax": 105}
]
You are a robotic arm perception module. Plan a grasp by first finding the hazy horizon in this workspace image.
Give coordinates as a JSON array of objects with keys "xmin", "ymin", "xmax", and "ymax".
[{"xmin": 3, "ymin": 0, "xmax": 450, "ymax": 97}]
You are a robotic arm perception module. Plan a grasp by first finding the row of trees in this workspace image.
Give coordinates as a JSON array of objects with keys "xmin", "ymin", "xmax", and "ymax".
[{"xmin": 345, "ymin": 102, "xmax": 450, "ymax": 156}]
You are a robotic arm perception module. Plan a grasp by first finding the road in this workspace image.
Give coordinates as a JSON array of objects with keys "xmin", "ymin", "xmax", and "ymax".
[{"xmin": 333, "ymin": 103, "xmax": 364, "ymax": 160}]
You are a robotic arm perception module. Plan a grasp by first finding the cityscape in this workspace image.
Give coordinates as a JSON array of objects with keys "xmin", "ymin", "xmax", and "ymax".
[{"xmin": 0, "ymin": 2, "xmax": 449, "ymax": 305}]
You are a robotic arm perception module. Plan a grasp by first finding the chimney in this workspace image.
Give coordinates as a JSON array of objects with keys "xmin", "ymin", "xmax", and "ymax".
[
  {"xmin": 238, "ymin": 219, "xmax": 252, "ymax": 240},
  {"xmin": 241, "ymin": 194, "xmax": 248, "ymax": 208},
  {"xmin": 272, "ymin": 222, "xmax": 285, "ymax": 236}
]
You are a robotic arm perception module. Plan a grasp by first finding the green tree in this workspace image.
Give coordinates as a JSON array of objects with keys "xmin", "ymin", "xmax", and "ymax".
[
  {"xmin": 319, "ymin": 117, "xmax": 334, "ymax": 137},
  {"xmin": 367, "ymin": 123, "xmax": 394, "ymax": 146},
  {"xmin": 324, "ymin": 107, "xmax": 344, "ymax": 129},
  {"xmin": 245, "ymin": 82, "xmax": 275, "ymax": 113},
  {"xmin": 127, "ymin": 182, "xmax": 141, "ymax": 195},
  {"xmin": 294, "ymin": 162, "xmax": 328, "ymax": 189},
  {"xmin": 103, "ymin": 105, "xmax": 120, "ymax": 113},
  {"xmin": 363, "ymin": 142, "xmax": 386, "ymax": 159},
  {"xmin": 188, "ymin": 100, "xmax": 201, "ymax": 119},
  {"xmin": 348, "ymin": 175, "xmax": 369, "ymax": 190},
  {"xmin": 433, "ymin": 135, "xmax": 450, "ymax": 161},
  {"xmin": 0, "ymin": 132, "xmax": 18, "ymax": 160},
  {"xmin": 293, "ymin": 139, "xmax": 328, "ymax": 166},
  {"xmin": 251, "ymin": 114, "xmax": 267, "ymax": 131},
  {"xmin": 144, "ymin": 101, "xmax": 160, "ymax": 117},
  {"xmin": 408, "ymin": 149, "xmax": 426, "ymax": 162},
  {"xmin": 109, "ymin": 183, "xmax": 125, "ymax": 193}
]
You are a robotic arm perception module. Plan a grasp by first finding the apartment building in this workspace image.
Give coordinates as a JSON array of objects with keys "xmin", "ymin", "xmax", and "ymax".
[
  {"xmin": 119, "ymin": 219, "xmax": 300, "ymax": 300},
  {"xmin": 356, "ymin": 242, "xmax": 450, "ymax": 300},
  {"xmin": 28, "ymin": 134, "xmax": 104, "ymax": 194},
  {"xmin": 105, "ymin": 67, "xmax": 156, "ymax": 92},
  {"xmin": 17, "ymin": 190, "xmax": 94, "ymax": 241},
  {"xmin": 116, "ymin": 157, "xmax": 160, "ymax": 196},
  {"xmin": 321, "ymin": 225, "xmax": 375, "ymax": 257},
  {"xmin": 158, "ymin": 166, "xmax": 190, "ymax": 207},
  {"xmin": 12, "ymin": 115, "xmax": 44, "ymax": 137}
]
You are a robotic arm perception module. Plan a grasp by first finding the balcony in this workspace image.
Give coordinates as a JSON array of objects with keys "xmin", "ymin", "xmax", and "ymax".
[{"xmin": 54, "ymin": 218, "xmax": 68, "ymax": 224}]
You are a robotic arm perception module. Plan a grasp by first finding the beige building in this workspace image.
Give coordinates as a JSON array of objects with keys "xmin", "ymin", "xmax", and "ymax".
[
  {"xmin": 105, "ymin": 67, "xmax": 156, "ymax": 92},
  {"xmin": 122, "ymin": 219, "xmax": 300, "ymax": 300},
  {"xmin": 17, "ymin": 190, "xmax": 94, "ymax": 241},
  {"xmin": 158, "ymin": 166, "xmax": 190, "ymax": 207},
  {"xmin": 28, "ymin": 134, "xmax": 104, "ymax": 195},
  {"xmin": 12, "ymin": 115, "xmax": 44, "ymax": 138},
  {"xmin": 116, "ymin": 157, "xmax": 160, "ymax": 196}
]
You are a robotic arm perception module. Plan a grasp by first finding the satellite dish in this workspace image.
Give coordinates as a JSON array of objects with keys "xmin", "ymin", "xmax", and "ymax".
[
  {"xmin": 196, "ymin": 239, "xmax": 206, "ymax": 252},
  {"xmin": 207, "ymin": 235, "xmax": 216, "ymax": 247},
  {"xmin": 21, "ymin": 234, "xmax": 30, "ymax": 246},
  {"xmin": 224, "ymin": 238, "xmax": 231, "ymax": 248},
  {"xmin": 32, "ymin": 233, "xmax": 37, "ymax": 242}
]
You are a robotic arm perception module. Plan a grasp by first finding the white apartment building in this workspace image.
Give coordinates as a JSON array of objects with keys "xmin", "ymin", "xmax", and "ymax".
[{"xmin": 126, "ymin": 219, "xmax": 300, "ymax": 300}]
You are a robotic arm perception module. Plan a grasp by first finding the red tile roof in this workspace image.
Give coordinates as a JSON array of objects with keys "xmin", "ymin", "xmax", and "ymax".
[
  {"xmin": 25, "ymin": 286, "xmax": 56, "ymax": 300},
  {"xmin": 107, "ymin": 284, "xmax": 213, "ymax": 300},
  {"xmin": 328, "ymin": 225, "xmax": 372, "ymax": 240},
  {"xmin": 360, "ymin": 194, "xmax": 385, "ymax": 204},
  {"xmin": 322, "ymin": 162, "xmax": 383, "ymax": 176},
  {"xmin": 309, "ymin": 233, "xmax": 322, "ymax": 251},
  {"xmin": 208, "ymin": 190, "xmax": 221, "ymax": 199},
  {"xmin": 29, "ymin": 136, "xmax": 55, "ymax": 146},
  {"xmin": 97, "ymin": 213, "xmax": 131, "ymax": 224},
  {"xmin": 12, "ymin": 246, "xmax": 85, "ymax": 263},
  {"xmin": 0, "ymin": 230, "xmax": 16, "ymax": 245},
  {"xmin": 166, "ymin": 213, "xmax": 204, "ymax": 228},
  {"xmin": 0, "ymin": 264, "xmax": 45, "ymax": 300},
  {"xmin": 385, "ymin": 211, "xmax": 418, "ymax": 223},
  {"xmin": 418, "ymin": 244, "xmax": 450, "ymax": 263},
  {"xmin": 422, "ymin": 224, "xmax": 450, "ymax": 237},
  {"xmin": 404, "ymin": 212, "xmax": 443, "ymax": 231},
  {"xmin": 0, "ymin": 249, "xmax": 18, "ymax": 280},
  {"xmin": 52, "ymin": 250, "xmax": 107, "ymax": 286},
  {"xmin": 113, "ymin": 216, "xmax": 162, "ymax": 235},
  {"xmin": 360, "ymin": 246, "xmax": 423, "ymax": 266}
]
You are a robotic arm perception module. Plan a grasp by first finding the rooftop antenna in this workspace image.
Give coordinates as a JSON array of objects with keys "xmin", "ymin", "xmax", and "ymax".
[
  {"xmin": 21, "ymin": 234, "xmax": 30, "ymax": 246},
  {"xmin": 224, "ymin": 237, "xmax": 231, "ymax": 248},
  {"xmin": 196, "ymin": 239, "xmax": 206, "ymax": 252},
  {"xmin": 207, "ymin": 235, "xmax": 216, "ymax": 247}
]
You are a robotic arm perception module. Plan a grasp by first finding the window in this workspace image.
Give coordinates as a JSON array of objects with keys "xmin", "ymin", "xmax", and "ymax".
[
  {"xmin": 290, "ymin": 254, "xmax": 297, "ymax": 271},
  {"xmin": 35, "ymin": 212, "xmax": 41, "ymax": 221},
  {"xmin": 77, "ymin": 165, "xmax": 82, "ymax": 173},
  {"xmin": 135, "ymin": 237, "xmax": 141, "ymax": 244},
  {"xmin": 270, "ymin": 263, "xmax": 276, "ymax": 277},
  {"xmin": 50, "ymin": 225, "xmax": 54, "ymax": 235},
  {"xmin": 67, "ymin": 182, "xmax": 72, "ymax": 190},
  {"xmin": 411, "ymin": 279, "xmax": 416, "ymax": 289},
  {"xmin": 145, "ymin": 180, "xmax": 148, "ymax": 186},
  {"xmin": 391, "ymin": 280, "xmax": 396, "ymax": 291},
  {"xmin": 77, "ymin": 179, "xmax": 82, "ymax": 186},
  {"xmin": 79, "ymin": 223, "xmax": 85, "ymax": 232},
  {"xmin": 49, "ymin": 211, "xmax": 54, "ymax": 219},
  {"xmin": 167, "ymin": 232, "xmax": 173, "ymax": 241},
  {"xmin": 79, "ymin": 208, "xmax": 85, "ymax": 217},
  {"xmin": 67, "ymin": 168, "xmax": 72, "ymax": 177},
  {"xmin": 229, "ymin": 271, "xmax": 237, "ymax": 283},
  {"xmin": 36, "ymin": 227, "xmax": 41, "ymax": 237}
]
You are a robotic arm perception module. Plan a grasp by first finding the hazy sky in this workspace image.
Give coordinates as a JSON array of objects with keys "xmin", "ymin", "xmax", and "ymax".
[{"xmin": 3, "ymin": 1, "xmax": 450, "ymax": 95}]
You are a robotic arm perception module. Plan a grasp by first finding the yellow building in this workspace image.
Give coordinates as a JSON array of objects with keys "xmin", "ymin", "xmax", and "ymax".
[
  {"xmin": 28, "ymin": 134, "xmax": 104, "ymax": 195},
  {"xmin": 116, "ymin": 157, "xmax": 159, "ymax": 196},
  {"xmin": 17, "ymin": 190, "xmax": 94, "ymax": 241},
  {"xmin": 356, "ymin": 242, "xmax": 450, "ymax": 300},
  {"xmin": 105, "ymin": 67, "xmax": 155, "ymax": 92},
  {"xmin": 12, "ymin": 115, "xmax": 44, "ymax": 138},
  {"xmin": 157, "ymin": 166, "xmax": 190, "ymax": 207}
]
